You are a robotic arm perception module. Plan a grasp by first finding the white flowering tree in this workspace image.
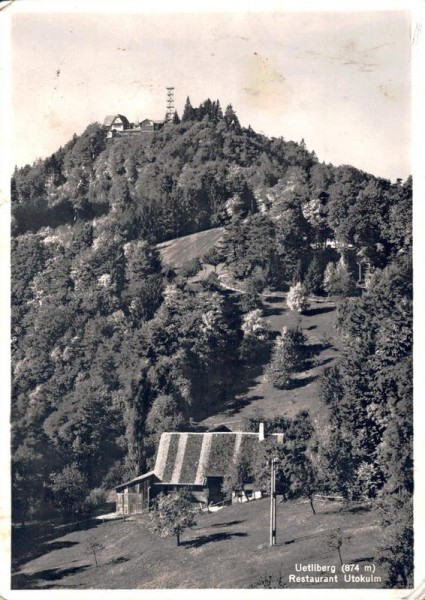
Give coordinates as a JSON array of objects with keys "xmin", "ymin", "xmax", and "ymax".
[
  {"xmin": 239, "ymin": 309, "xmax": 268, "ymax": 363},
  {"xmin": 286, "ymin": 282, "xmax": 309, "ymax": 313}
]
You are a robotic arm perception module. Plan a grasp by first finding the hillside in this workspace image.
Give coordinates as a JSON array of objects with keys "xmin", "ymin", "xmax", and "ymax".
[
  {"xmin": 13, "ymin": 497, "xmax": 385, "ymax": 589},
  {"xmin": 11, "ymin": 97, "xmax": 413, "ymax": 589},
  {"xmin": 157, "ymin": 226, "xmax": 224, "ymax": 269}
]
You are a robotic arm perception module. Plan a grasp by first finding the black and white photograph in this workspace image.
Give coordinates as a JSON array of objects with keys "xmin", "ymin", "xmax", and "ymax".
[{"xmin": 2, "ymin": 0, "xmax": 423, "ymax": 596}]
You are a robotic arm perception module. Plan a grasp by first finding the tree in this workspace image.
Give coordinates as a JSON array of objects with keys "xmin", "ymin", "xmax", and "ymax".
[
  {"xmin": 377, "ymin": 490, "xmax": 413, "ymax": 587},
  {"xmin": 182, "ymin": 97, "xmax": 195, "ymax": 122},
  {"xmin": 85, "ymin": 536, "xmax": 104, "ymax": 568},
  {"xmin": 145, "ymin": 394, "xmax": 186, "ymax": 446},
  {"xmin": 303, "ymin": 255, "xmax": 324, "ymax": 295},
  {"xmin": 287, "ymin": 450, "xmax": 318, "ymax": 514},
  {"xmin": 239, "ymin": 309, "xmax": 268, "ymax": 363},
  {"xmin": 49, "ymin": 463, "xmax": 89, "ymax": 517},
  {"xmin": 147, "ymin": 490, "xmax": 196, "ymax": 546},
  {"xmin": 323, "ymin": 257, "xmax": 354, "ymax": 297},
  {"xmin": 266, "ymin": 326, "xmax": 308, "ymax": 389},
  {"xmin": 223, "ymin": 452, "xmax": 254, "ymax": 500},
  {"xmin": 286, "ymin": 282, "xmax": 310, "ymax": 313},
  {"xmin": 224, "ymin": 104, "xmax": 240, "ymax": 128},
  {"xmin": 325, "ymin": 528, "xmax": 344, "ymax": 566}
]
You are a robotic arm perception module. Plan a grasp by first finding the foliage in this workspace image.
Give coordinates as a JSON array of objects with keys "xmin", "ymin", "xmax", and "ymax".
[
  {"xmin": 84, "ymin": 487, "xmax": 109, "ymax": 513},
  {"xmin": 85, "ymin": 534, "xmax": 104, "ymax": 568},
  {"xmin": 286, "ymin": 282, "xmax": 310, "ymax": 312},
  {"xmin": 266, "ymin": 326, "xmax": 308, "ymax": 389},
  {"xmin": 49, "ymin": 464, "xmax": 89, "ymax": 517},
  {"xmin": 377, "ymin": 490, "xmax": 413, "ymax": 588},
  {"xmin": 223, "ymin": 451, "xmax": 254, "ymax": 498},
  {"xmin": 145, "ymin": 394, "xmax": 186, "ymax": 448},
  {"xmin": 179, "ymin": 257, "xmax": 202, "ymax": 278},
  {"xmin": 303, "ymin": 255, "xmax": 324, "ymax": 295},
  {"xmin": 239, "ymin": 309, "xmax": 268, "ymax": 363},
  {"xmin": 323, "ymin": 257, "xmax": 355, "ymax": 297},
  {"xmin": 147, "ymin": 489, "xmax": 196, "ymax": 546},
  {"xmin": 249, "ymin": 570, "xmax": 287, "ymax": 588}
]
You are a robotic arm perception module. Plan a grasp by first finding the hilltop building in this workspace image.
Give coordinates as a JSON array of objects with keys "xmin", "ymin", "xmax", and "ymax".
[
  {"xmin": 104, "ymin": 87, "xmax": 174, "ymax": 138},
  {"xmin": 103, "ymin": 114, "xmax": 165, "ymax": 138},
  {"xmin": 115, "ymin": 423, "xmax": 284, "ymax": 515}
]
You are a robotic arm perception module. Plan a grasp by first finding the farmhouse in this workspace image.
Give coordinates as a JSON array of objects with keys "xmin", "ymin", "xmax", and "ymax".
[{"xmin": 115, "ymin": 424, "xmax": 285, "ymax": 515}]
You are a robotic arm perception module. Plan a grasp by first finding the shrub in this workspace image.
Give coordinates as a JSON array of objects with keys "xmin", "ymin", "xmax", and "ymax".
[
  {"xmin": 180, "ymin": 257, "xmax": 202, "ymax": 278},
  {"xmin": 84, "ymin": 487, "xmax": 109, "ymax": 513}
]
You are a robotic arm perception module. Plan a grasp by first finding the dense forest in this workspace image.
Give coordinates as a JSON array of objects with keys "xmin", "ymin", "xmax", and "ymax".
[{"xmin": 11, "ymin": 98, "xmax": 412, "ymax": 586}]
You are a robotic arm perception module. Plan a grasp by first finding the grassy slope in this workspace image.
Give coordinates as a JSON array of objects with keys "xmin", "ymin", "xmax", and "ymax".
[
  {"xmin": 157, "ymin": 227, "xmax": 225, "ymax": 268},
  {"xmin": 157, "ymin": 227, "xmax": 340, "ymax": 431},
  {"xmin": 13, "ymin": 498, "xmax": 385, "ymax": 590},
  {"xmin": 201, "ymin": 291, "xmax": 340, "ymax": 430}
]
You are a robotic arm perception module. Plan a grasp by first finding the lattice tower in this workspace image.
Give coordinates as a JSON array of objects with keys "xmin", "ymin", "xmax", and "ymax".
[{"xmin": 166, "ymin": 86, "xmax": 175, "ymax": 122}]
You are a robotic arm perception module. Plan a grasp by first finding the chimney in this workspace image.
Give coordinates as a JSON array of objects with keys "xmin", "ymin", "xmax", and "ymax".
[{"xmin": 258, "ymin": 422, "xmax": 265, "ymax": 441}]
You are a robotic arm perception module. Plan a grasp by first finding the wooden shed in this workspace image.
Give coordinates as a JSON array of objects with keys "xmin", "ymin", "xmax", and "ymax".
[{"xmin": 115, "ymin": 471, "xmax": 158, "ymax": 515}]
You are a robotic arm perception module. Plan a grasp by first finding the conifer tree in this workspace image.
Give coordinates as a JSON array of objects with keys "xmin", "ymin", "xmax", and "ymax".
[
  {"xmin": 182, "ymin": 96, "xmax": 195, "ymax": 122},
  {"xmin": 266, "ymin": 326, "xmax": 308, "ymax": 389},
  {"xmin": 224, "ymin": 104, "xmax": 240, "ymax": 128}
]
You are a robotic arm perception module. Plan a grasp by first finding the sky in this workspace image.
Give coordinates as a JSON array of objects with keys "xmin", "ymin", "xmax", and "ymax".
[{"xmin": 10, "ymin": 9, "xmax": 411, "ymax": 181}]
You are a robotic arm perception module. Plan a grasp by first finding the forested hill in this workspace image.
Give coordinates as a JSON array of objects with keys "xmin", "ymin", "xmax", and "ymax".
[{"xmin": 12, "ymin": 98, "xmax": 412, "ymax": 580}]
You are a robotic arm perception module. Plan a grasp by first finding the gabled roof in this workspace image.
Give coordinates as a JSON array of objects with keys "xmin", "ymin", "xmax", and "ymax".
[
  {"xmin": 153, "ymin": 432, "xmax": 284, "ymax": 485},
  {"xmin": 103, "ymin": 114, "xmax": 130, "ymax": 127}
]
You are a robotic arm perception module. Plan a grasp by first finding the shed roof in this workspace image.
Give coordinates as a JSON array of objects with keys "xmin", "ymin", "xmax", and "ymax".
[{"xmin": 115, "ymin": 470, "xmax": 156, "ymax": 491}]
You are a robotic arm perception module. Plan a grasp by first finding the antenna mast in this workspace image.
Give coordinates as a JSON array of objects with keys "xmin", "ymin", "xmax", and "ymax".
[{"xmin": 165, "ymin": 86, "xmax": 175, "ymax": 122}]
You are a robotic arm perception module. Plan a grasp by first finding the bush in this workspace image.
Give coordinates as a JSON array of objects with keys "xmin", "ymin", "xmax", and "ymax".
[
  {"xmin": 238, "ymin": 292, "xmax": 262, "ymax": 313},
  {"xmin": 84, "ymin": 487, "xmax": 109, "ymax": 513},
  {"xmin": 179, "ymin": 257, "xmax": 202, "ymax": 278},
  {"xmin": 286, "ymin": 282, "xmax": 309, "ymax": 313},
  {"xmin": 202, "ymin": 246, "xmax": 222, "ymax": 268}
]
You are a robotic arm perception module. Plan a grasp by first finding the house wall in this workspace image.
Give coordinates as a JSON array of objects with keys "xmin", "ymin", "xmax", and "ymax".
[{"xmin": 116, "ymin": 476, "xmax": 155, "ymax": 514}]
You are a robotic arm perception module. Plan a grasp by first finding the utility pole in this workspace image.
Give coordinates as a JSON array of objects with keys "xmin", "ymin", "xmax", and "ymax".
[{"xmin": 270, "ymin": 458, "xmax": 278, "ymax": 546}]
